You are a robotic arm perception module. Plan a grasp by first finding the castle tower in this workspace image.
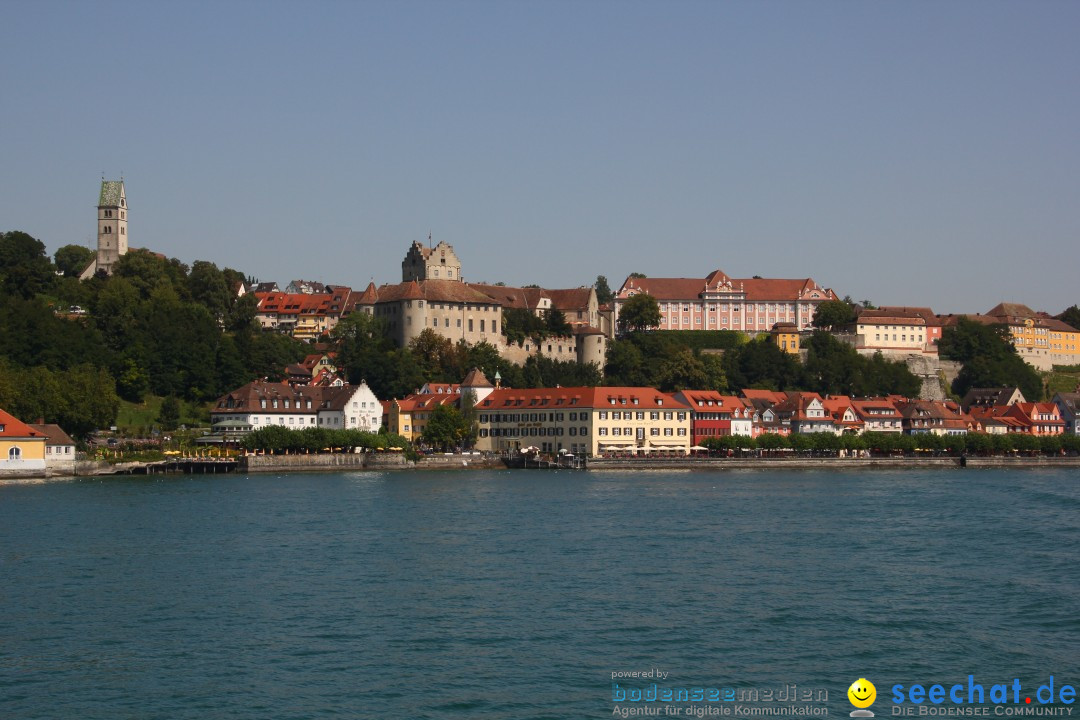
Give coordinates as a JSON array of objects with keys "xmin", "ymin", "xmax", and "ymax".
[
  {"xmin": 96, "ymin": 179, "xmax": 128, "ymax": 275},
  {"xmin": 401, "ymin": 238, "xmax": 462, "ymax": 282}
]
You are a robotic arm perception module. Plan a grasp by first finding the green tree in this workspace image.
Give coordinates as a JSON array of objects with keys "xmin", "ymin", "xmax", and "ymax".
[
  {"xmin": 545, "ymin": 308, "xmax": 572, "ymax": 337},
  {"xmin": 188, "ymin": 260, "xmax": 232, "ymax": 321},
  {"xmin": 701, "ymin": 353, "xmax": 728, "ymax": 391},
  {"xmin": 757, "ymin": 433, "xmax": 788, "ymax": 451},
  {"xmin": 801, "ymin": 331, "xmax": 921, "ymax": 397},
  {"xmin": 655, "ymin": 347, "xmax": 708, "ymax": 391},
  {"xmin": 1056, "ymin": 305, "xmax": 1080, "ymax": 330},
  {"xmin": 618, "ymin": 292, "xmax": 661, "ymax": 334},
  {"xmin": 54, "ymin": 244, "xmax": 95, "ymax": 278},
  {"xmin": 722, "ymin": 336, "xmax": 801, "ymax": 391},
  {"xmin": 965, "ymin": 432, "xmax": 993, "ymax": 455},
  {"xmin": 604, "ymin": 339, "xmax": 645, "ymax": 386},
  {"xmin": 940, "ymin": 317, "xmax": 1042, "ymax": 400},
  {"xmin": 157, "ymin": 396, "xmax": 181, "ymax": 431},
  {"xmin": 810, "ymin": 299, "xmax": 856, "ymax": 329},
  {"xmin": 409, "ymin": 328, "xmax": 457, "ymax": 381},
  {"xmin": 594, "ymin": 275, "xmax": 614, "ymax": 305},
  {"xmin": 0, "ymin": 231, "xmax": 55, "ymax": 299},
  {"xmin": 421, "ymin": 404, "xmax": 473, "ymax": 450},
  {"xmin": 226, "ymin": 292, "xmax": 260, "ymax": 333}
]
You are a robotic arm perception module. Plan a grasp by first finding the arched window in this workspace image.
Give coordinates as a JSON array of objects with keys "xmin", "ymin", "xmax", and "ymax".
[{"xmin": 8, "ymin": 447, "xmax": 21, "ymax": 460}]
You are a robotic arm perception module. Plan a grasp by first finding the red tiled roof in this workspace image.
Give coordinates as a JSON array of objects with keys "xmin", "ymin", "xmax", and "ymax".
[
  {"xmin": 739, "ymin": 389, "xmax": 788, "ymax": 405},
  {"xmin": 478, "ymin": 386, "xmax": 687, "ymax": 411},
  {"xmin": 620, "ymin": 273, "xmax": 837, "ymax": 303},
  {"xmin": 395, "ymin": 393, "xmax": 460, "ymax": 412},
  {"xmin": 546, "ymin": 288, "xmax": 593, "ymax": 311},
  {"xmin": 468, "ymin": 283, "xmax": 535, "ymax": 310},
  {"xmin": 376, "ymin": 279, "xmax": 498, "ymax": 305},
  {"xmin": 0, "ymin": 409, "xmax": 45, "ymax": 438}
]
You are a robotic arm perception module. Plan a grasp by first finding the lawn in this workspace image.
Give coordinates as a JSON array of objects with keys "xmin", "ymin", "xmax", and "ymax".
[{"xmin": 116, "ymin": 396, "xmax": 211, "ymax": 435}]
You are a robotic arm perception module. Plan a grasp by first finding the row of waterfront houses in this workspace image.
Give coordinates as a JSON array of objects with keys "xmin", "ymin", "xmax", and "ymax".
[{"xmin": 211, "ymin": 368, "xmax": 1080, "ymax": 457}]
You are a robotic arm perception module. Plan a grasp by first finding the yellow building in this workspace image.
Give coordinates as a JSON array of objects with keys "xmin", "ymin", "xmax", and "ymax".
[
  {"xmin": 474, "ymin": 386, "xmax": 692, "ymax": 456},
  {"xmin": 388, "ymin": 392, "xmax": 460, "ymax": 443},
  {"xmin": 984, "ymin": 303, "xmax": 1080, "ymax": 370},
  {"xmin": 770, "ymin": 322, "xmax": 800, "ymax": 354},
  {"xmin": 0, "ymin": 409, "xmax": 47, "ymax": 477}
]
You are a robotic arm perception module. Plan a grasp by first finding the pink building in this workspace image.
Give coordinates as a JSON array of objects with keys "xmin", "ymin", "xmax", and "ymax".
[{"xmin": 614, "ymin": 270, "xmax": 837, "ymax": 334}]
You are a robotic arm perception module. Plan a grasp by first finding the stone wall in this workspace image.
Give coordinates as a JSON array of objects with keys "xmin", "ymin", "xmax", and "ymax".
[{"xmin": 243, "ymin": 453, "xmax": 376, "ymax": 472}]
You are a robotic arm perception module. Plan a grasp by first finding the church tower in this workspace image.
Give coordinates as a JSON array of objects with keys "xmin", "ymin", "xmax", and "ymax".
[{"xmin": 96, "ymin": 179, "xmax": 128, "ymax": 275}]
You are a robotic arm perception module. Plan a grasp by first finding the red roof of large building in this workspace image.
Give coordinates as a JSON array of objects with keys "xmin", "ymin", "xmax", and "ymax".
[
  {"xmin": 478, "ymin": 386, "xmax": 688, "ymax": 411},
  {"xmin": 620, "ymin": 271, "xmax": 836, "ymax": 303}
]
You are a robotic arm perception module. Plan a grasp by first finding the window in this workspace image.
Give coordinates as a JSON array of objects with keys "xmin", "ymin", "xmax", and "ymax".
[
  {"xmin": 580, "ymin": 427, "xmax": 588, "ymax": 436},
  {"xmin": 9, "ymin": 447, "xmax": 21, "ymax": 460}
]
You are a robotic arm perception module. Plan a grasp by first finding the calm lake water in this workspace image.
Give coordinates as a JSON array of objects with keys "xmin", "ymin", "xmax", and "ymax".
[{"xmin": 1, "ymin": 468, "xmax": 1078, "ymax": 719}]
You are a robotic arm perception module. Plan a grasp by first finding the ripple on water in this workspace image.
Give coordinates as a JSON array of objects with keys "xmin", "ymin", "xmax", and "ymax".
[{"xmin": 1, "ymin": 468, "xmax": 1077, "ymax": 719}]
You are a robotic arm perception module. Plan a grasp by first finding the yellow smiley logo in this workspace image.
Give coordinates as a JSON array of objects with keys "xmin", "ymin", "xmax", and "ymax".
[{"xmin": 848, "ymin": 678, "xmax": 876, "ymax": 709}]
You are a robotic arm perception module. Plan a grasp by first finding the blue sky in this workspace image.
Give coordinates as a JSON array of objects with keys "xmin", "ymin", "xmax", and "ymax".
[{"xmin": 3, "ymin": 1, "xmax": 1078, "ymax": 314}]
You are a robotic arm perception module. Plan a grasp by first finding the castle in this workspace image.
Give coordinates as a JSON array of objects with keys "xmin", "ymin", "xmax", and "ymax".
[{"xmin": 353, "ymin": 239, "xmax": 607, "ymax": 367}]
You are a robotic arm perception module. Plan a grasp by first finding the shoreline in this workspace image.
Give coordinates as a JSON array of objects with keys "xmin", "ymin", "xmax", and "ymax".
[
  {"xmin": 586, "ymin": 455, "xmax": 1080, "ymax": 471},
  {"xmin": 3, "ymin": 454, "xmax": 1080, "ymax": 482}
]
